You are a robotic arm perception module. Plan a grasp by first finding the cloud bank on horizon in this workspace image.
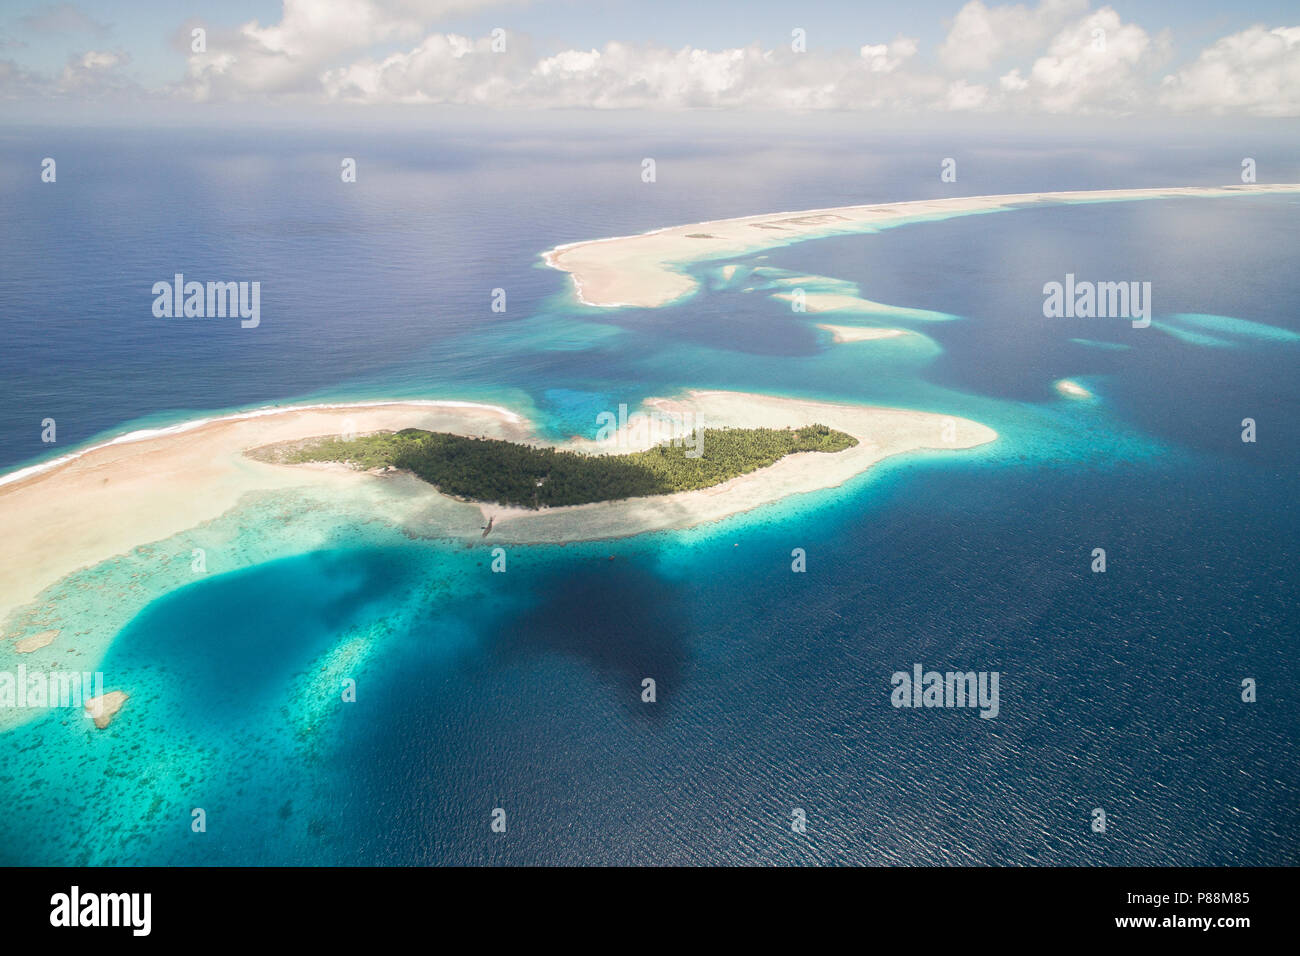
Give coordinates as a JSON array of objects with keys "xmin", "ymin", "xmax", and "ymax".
[{"xmin": 4, "ymin": 0, "xmax": 1299, "ymax": 117}]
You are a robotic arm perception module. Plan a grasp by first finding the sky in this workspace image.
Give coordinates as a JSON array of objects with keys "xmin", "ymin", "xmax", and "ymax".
[{"xmin": 1, "ymin": 0, "xmax": 1298, "ymax": 120}]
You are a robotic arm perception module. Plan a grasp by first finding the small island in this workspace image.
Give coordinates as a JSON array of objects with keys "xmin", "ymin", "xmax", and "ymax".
[
  {"xmin": 0, "ymin": 393, "xmax": 995, "ymax": 631},
  {"xmin": 265, "ymin": 425, "xmax": 858, "ymax": 509}
]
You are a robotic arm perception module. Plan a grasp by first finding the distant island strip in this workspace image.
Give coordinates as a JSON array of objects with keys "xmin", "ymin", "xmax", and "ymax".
[{"xmin": 542, "ymin": 184, "xmax": 1300, "ymax": 308}]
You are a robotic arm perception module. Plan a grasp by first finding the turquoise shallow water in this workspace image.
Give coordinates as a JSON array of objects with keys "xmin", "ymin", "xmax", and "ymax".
[{"xmin": 0, "ymin": 128, "xmax": 1297, "ymax": 864}]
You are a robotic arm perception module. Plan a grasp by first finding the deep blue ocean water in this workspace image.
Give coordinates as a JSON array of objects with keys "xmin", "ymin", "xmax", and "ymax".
[{"xmin": 0, "ymin": 125, "xmax": 1296, "ymax": 864}]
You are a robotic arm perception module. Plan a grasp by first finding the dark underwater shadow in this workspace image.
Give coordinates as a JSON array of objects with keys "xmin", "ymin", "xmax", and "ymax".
[{"xmin": 490, "ymin": 558, "xmax": 691, "ymax": 720}]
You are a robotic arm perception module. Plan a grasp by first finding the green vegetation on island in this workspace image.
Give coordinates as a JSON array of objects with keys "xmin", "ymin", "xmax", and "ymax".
[{"xmin": 281, "ymin": 425, "xmax": 857, "ymax": 509}]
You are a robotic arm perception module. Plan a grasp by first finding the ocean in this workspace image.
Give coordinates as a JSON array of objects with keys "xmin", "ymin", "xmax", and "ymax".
[{"xmin": 0, "ymin": 123, "xmax": 1296, "ymax": 864}]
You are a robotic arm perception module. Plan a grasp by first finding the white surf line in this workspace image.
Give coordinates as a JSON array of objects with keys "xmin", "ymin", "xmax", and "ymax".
[{"xmin": 0, "ymin": 399, "xmax": 526, "ymax": 489}]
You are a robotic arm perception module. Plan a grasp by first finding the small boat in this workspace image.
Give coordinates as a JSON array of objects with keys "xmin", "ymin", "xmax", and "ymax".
[{"xmin": 481, "ymin": 516, "xmax": 494, "ymax": 537}]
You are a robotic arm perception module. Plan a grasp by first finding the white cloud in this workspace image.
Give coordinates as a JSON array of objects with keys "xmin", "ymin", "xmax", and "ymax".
[
  {"xmin": 1160, "ymin": 25, "xmax": 1300, "ymax": 116},
  {"xmin": 945, "ymin": 79, "xmax": 990, "ymax": 110},
  {"xmin": 998, "ymin": 68, "xmax": 1028, "ymax": 91},
  {"xmin": 860, "ymin": 37, "xmax": 918, "ymax": 74},
  {"xmin": 996, "ymin": 7, "xmax": 1168, "ymax": 113},
  {"xmin": 76, "ymin": 50, "xmax": 124, "ymax": 70},
  {"xmin": 308, "ymin": 9, "xmax": 1171, "ymax": 115},
  {"xmin": 526, "ymin": 43, "xmax": 763, "ymax": 109},
  {"xmin": 183, "ymin": 0, "xmax": 521, "ymax": 99},
  {"xmin": 322, "ymin": 32, "xmax": 516, "ymax": 104},
  {"xmin": 938, "ymin": 0, "xmax": 1086, "ymax": 72},
  {"xmin": 58, "ymin": 49, "xmax": 134, "ymax": 93},
  {"xmin": 316, "ymin": 37, "xmax": 936, "ymax": 110},
  {"xmin": 7, "ymin": 0, "xmax": 1299, "ymax": 117}
]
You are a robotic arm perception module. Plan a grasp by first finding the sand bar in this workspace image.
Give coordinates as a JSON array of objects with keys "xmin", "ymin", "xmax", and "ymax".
[
  {"xmin": 774, "ymin": 290, "xmax": 954, "ymax": 320},
  {"xmin": 817, "ymin": 324, "xmax": 908, "ymax": 343},
  {"xmin": 1055, "ymin": 379, "xmax": 1093, "ymax": 399},
  {"xmin": 0, "ymin": 402, "xmax": 531, "ymax": 628},
  {"xmin": 84, "ymin": 691, "xmax": 129, "ymax": 729},
  {"xmin": 543, "ymin": 185, "xmax": 1300, "ymax": 308},
  {"xmin": 14, "ymin": 629, "xmax": 58, "ymax": 653}
]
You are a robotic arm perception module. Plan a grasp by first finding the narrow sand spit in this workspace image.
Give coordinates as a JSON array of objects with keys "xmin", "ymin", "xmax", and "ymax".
[
  {"xmin": 543, "ymin": 185, "xmax": 1300, "ymax": 308},
  {"xmin": 0, "ymin": 402, "xmax": 530, "ymax": 627},
  {"xmin": 817, "ymin": 324, "xmax": 907, "ymax": 343}
]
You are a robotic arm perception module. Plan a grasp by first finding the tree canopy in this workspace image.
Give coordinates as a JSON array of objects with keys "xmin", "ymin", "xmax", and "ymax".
[{"xmin": 287, "ymin": 424, "xmax": 857, "ymax": 509}]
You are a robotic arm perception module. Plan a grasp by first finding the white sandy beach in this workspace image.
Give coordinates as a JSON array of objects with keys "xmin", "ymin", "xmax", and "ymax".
[
  {"xmin": 774, "ymin": 290, "xmax": 954, "ymax": 321},
  {"xmin": 817, "ymin": 324, "xmax": 908, "ymax": 343},
  {"xmin": 84, "ymin": 690, "xmax": 129, "ymax": 729},
  {"xmin": 1055, "ymin": 379, "xmax": 1093, "ymax": 399},
  {"xmin": 0, "ymin": 393, "xmax": 995, "ymax": 634},
  {"xmin": 543, "ymin": 184, "xmax": 1300, "ymax": 309},
  {"xmin": 0, "ymin": 402, "xmax": 531, "ymax": 631}
]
